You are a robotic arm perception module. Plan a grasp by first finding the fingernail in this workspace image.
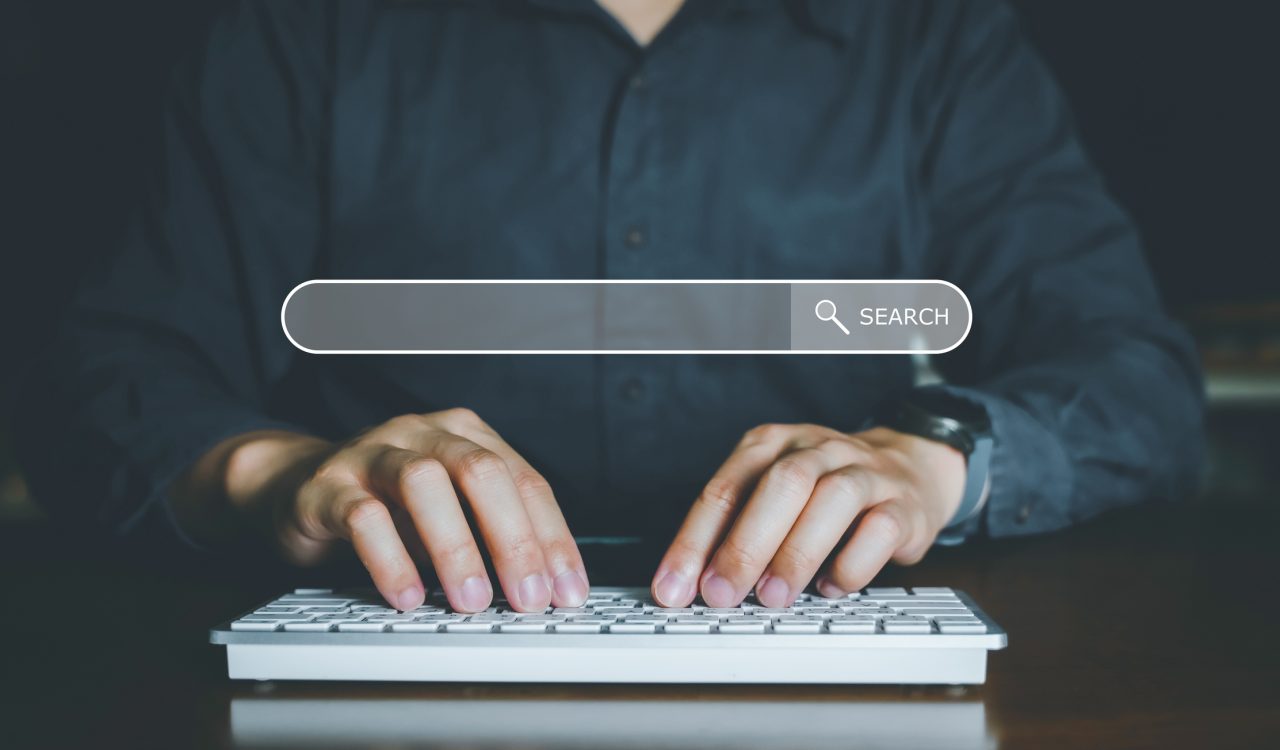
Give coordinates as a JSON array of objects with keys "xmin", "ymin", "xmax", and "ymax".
[
  {"xmin": 396, "ymin": 585, "xmax": 424, "ymax": 612},
  {"xmin": 517, "ymin": 573, "xmax": 552, "ymax": 611},
  {"xmin": 816, "ymin": 576, "xmax": 843, "ymax": 599},
  {"xmin": 553, "ymin": 570, "xmax": 589, "ymax": 606},
  {"xmin": 701, "ymin": 571, "xmax": 738, "ymax": 607},
  {"xmin": 654, "ymin": 570, "xmax": 694, "ymax": 607},
  {"xmin": 757, "ymin": 574, "xmax": 792, "ymax": 608},
  {"xmin": 458, "ymin": 575, "xmax": 492, "ymax": 612}
]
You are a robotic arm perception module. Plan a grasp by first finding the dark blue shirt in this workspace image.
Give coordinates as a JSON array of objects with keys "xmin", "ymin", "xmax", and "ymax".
[{"xmin": 16, "ymin": 0, "xmax": 1204, "ymax": 542}]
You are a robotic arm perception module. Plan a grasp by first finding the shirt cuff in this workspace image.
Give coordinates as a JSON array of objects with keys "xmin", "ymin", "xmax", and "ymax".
[
  {"xmin": 930, "ymin": 385, "xmax": 1076, "ymax": 538},
  {"xmin": 100, "ymin": 401, "xmax": 305, "ymax": 548}
]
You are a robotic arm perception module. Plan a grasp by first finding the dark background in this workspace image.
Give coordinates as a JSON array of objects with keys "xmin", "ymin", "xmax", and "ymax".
[{"xmin": 1, "ymin": 0, "xmax": 1277, "ymax": 520}]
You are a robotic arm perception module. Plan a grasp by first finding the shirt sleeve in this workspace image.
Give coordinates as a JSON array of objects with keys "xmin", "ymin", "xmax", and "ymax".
[
  {"xmin": 911, "ymin": 1, "xmax": 1205, "ymax": 537},
  {"xmin": 11, "ymin": 2, "xmax": 330, "ymax": 539}
]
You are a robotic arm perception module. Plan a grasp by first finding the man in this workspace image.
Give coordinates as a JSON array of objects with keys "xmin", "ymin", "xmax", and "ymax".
[{"xmin": 15, "ymin": 0, "xmax": 1203, "ymax": 614}]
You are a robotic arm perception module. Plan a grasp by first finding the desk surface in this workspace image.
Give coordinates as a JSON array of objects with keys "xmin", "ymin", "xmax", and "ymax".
[{"xmin": 3, "ymin": 502, "xmax": 1277, "ymax": 749}]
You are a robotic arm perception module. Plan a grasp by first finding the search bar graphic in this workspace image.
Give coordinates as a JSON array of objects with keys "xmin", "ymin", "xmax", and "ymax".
[{"xmin": 281, "ymin": 280, "xmax": 970, "ymax": 354}]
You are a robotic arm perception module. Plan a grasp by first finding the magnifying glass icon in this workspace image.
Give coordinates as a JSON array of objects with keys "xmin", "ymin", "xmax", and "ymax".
[{"xmin": 814, "ymin": 299, "xmax": 851, "ymax": 335}]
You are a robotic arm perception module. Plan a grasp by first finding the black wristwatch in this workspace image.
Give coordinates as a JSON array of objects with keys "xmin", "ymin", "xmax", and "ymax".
[{"xmin": 876, "ymin": 389, "xmax": 994, "ymax": 544}]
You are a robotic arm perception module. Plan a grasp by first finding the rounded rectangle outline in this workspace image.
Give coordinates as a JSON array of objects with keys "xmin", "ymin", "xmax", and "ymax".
[{"xmin": 280, "ymin": 279, "xmax": 973, "ymax": 355}]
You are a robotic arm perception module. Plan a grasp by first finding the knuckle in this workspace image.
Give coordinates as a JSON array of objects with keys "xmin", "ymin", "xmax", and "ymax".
[
  {"xmin": 697, "ymin": 477, "xmax": 742, "ymax": 516},
  {"xmin": 309, "ymin": 460, "xmax": 348, "ymax": 485},
  {"xmin": 386, "ymin": 413, "xmax": 430, "ymax": 434},
  {"xmin": 744, "ymin": 422, "xmax": 790, "ymax": 445},
  {"xmin": 893, "ymin": 544, "xmax": 928, "ymax": 566},
  {"xmin": 716, "ymin": 539, "xmax": 765, "ymax": 575},
  {"xmin": 439, "ymin": 407, "xmax": 481, "ymax": 430},
  {"xmin": 511, "ymin": 468, "xmax": 553, "ymax": 498},
  {"xmin": 540, "ymin": 536, "xmax": 579, "ymax": 568},
  {"xmin": 827, "ymin": 562, "xmax": 865, "ymax": 593},
  {"xmin": 860, "ymin": 508, "xmax": 905, "ymax": 546},
  {"xmin": 815, "ymin": 471, "xmax": 871, "ymax": 502},
  {"xmin": 399, "ymin": 457, "xmax": 446, "ymax": 488},
  {"xmin": 772, "ymin": 544, "xmax": 821, "ymax": 576},
  {"xmin": 343, "ymin": 498, "xmax": 389, "ymax": 532},
  {"xmin": 437, "ymin": 537, "xmax": 481, "ymax": 568},
  {"xmin": 456, "ymin": 448, "xmax": 507, "ymax": 484},
  {"xmin": 501, "ymin": 533, "xmax": 543, "ymax": 568},
  {"xmin": 763, "ymin": 458, "xmax": 814, "ymax": 496}
]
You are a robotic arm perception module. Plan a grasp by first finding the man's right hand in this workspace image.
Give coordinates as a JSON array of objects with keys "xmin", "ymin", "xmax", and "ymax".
[{"xmin": 174, "ymin": 408, "xmax": 588, "ymax": 613}]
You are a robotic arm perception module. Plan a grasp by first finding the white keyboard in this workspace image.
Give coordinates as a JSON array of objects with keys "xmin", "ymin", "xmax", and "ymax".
[{"xmin": 211, "ymin": 586, "xmax": 1006, "ymax": 684}]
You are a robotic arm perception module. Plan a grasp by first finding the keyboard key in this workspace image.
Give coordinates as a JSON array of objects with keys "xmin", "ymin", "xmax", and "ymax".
[
  {"xmin": 231, "ymin": 620, "xmax": 280, "ymax": 631},
  {"xmin": 877, "ymin": 599, "xmax": 966, "ymax": 607},
  {"xmin": 828, "ymin": 616, "xmax": 877, "ymax": 634},
  {"xmin": 390, "ymin": 622, "xmax": 442, "ymax": 632},
  {"xmin": 935, "ymin": 620, "xmax": 988, "ymax": 634},
  {"xmin": 238, "ymin": 614, "xmax": 313, "ymax": 622},
  {"xmin": 553, "ymin": 622, "xmax": 604, "ymax": 633},
  {"xmin": 337, "ymin": 622, "xmax": 388, "ymax": 632},
  {"xmin": 254, "ymin": 606, "xmax": 304, "ymax": 614},
  {"xmin": 594, "ymin": 605, "xmax": 639, "ymax": 615},
  {"xmin": 882, "ymin": 617, "xmax": 932, "ymax": 634},
  {"xmin": 899, "ymin": 608, "xmax": 974, "ymax": 617},
  {"xmin": 773, "ymin": 621, "xmax": 823, "ymax": 634},
  {"xmin": 552, "ymin": 608, "xmax": 592, "ymax": 615},
  {"xmin": 496, "ymin": 622, "xmax": 551, "ymax": 633},
  {"xmin": 298, "ymin": 605, "xmax": 350, "ymax": 613},
  {"xmin": 282, "ymin": 622, "xmax": 333, "ymax": 632},
  {"xmin": 586, "ymin": 590, "xmax": 632, "ymax": 598},
  {"xmin": 719, "ymin": 619, "xmax": 768, "ymax": 634},
  {"xmin": 663, "ymin": 622, "xmax": 714, "ymax": 634},
  {"xmin": 793, "ymin": 608, "xmax": 844, "ymax": 618},
  {"xmin": 673, "ymin": 615, "xmax": 719, "ymax": 625},
  {"xmin": 911, "ymin": 587, "xmax": 954, "ymax": 594},
  {"xmin": 466, "ymin": 614, "xmax": 518, "ymax": 623},
  {"xmin": 608, "ymin": 623, "xmax": 658, "ymax": 634},
  {"xmin": 443, "ymin": 622, "xmax": 494, "ymax": 633},
  {"xmin": 620, "ymin": 614, "xmax": 668, "ymax": 624},
  {"xmin": 865, "ymin": 587, "xmax": 908, "ymax": 595},
  {"xmin": 650, "ymin": 607, "xmax": 698, "ymax": 615},
  {"xmin": 313, "ymin": 614, "xmax": 364, "ymax": 623}
]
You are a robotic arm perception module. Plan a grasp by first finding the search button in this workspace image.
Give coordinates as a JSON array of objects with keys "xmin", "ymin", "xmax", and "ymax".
[{"xmin": 814, "ymin": 299, "xmax": 851, "ymax": 335}]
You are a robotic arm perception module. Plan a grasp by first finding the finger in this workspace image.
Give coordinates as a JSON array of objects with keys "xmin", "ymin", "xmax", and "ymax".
[
  {"xmin": 315, "ymin": 478, "xmax": 424, "ymax": 611},
  {"xmin": 367, "ymin": 447, "xmax": 493, "ymax": 613},
  {"xmin": 818, "ymin": 498, "xmax": 918, "ymax": 597},
  {"xmin": 700, "ymin": 447, "xmax": 845, "ymax": 607},
  {"xmin": 651, "ymin": 440, "xmax": 783, "ymax": 607},
  {"xmin": 443, "ymin": 425, "xmax": 589, "ymax": 608},
  {"xmin": 422, "ymin": 433, "xmax": 553, "ymax": 612},
  {"xmin": 757, "ymin": 466, "xmax": 890, "ymax": 607},
  {"xmin": 506, "ymin": 460, "xmax": 589, "ymax": 607}
]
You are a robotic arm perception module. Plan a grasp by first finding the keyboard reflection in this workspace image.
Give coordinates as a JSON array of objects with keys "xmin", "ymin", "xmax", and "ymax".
[{"xmin": 229, "ymin": 687, "xmax": 995, "ymax": 750}]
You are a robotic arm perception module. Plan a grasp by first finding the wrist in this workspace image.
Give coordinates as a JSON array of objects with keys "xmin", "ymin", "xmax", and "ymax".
[{"xmin": 171, "ymin": 431, "xmax": 331, "ymax": 546}]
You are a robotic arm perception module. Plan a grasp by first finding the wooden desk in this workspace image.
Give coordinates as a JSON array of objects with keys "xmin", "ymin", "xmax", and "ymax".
[{"xmin": 2, "ymin": 502, "xmax": 1277, "ymax": 749}]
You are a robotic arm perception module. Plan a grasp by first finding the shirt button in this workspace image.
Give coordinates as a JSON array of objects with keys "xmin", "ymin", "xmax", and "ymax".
[
  {"xmin": 624, "ymin": 226, "xmax": 646, "ymax": 248},
  {"xmin": 1016, "ymin": 505, "xmax": 1031, "ymax": 524},
  {"xmin": 620, "ymin": 378, "xmax": 646, "ymax": 401},
  {"xmin": 629, "ymin": 73, "xmax": 648, "ymax": 91}
]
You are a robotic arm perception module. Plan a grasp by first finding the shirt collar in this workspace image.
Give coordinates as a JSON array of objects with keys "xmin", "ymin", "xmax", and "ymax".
[{"xmin": 520, "ymin": 0, "xmax": 855, "ymax": 45}]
